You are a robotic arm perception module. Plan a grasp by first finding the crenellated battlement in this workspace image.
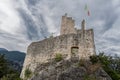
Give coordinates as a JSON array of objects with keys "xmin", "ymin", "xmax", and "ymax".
[
  {"xmin": 60, "ymin": 14, "xmax": 87, "ymax": 36},
  {"xmin": 60, "ymin": 14, "xmax": 76, "ymax": 35}
]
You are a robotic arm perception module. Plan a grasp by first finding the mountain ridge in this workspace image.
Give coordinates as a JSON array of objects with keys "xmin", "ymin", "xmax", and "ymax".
[{"xmin": 0, "ymin": 48, "xmax": 26, "ymax": 72}]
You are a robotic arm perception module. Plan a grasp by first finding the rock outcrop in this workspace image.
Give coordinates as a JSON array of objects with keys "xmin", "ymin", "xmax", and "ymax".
[{"xmin": 28, "ymin": 57, "xmax": 112, "ymax": 80}]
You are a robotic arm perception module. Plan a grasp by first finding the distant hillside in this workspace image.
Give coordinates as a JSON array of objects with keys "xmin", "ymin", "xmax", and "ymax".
[
  {"xmin": 0, "ymin": 48, "xmax": 8, "ymax": 51},
  {"xmin": 0, "ymin": 48, "xmax": 26, "ymax": 63},
  {"xmin": 0, "ymin": 48, "xmax": 26, "ymax": 71}
]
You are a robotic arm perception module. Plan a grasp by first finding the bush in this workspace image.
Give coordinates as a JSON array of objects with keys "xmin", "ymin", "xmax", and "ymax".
[
  {"xmin": 1, "ymin": 74, "xmax": 22, "ymax": 80},
  {"xmin": 83, "ymin": 74, "xmax": 96, "ymax": 80},
  {"xmin": 90, "ymin": 55, "xmax": 99, "ymax": 64},
  {"xmin": 0, "ymin": 54, "xmax": 8, "ymax": 78},
  {"xmin": 78, "ymin": 59, "xmax": 85, "ymax": 67},
  {"xmin": 24, "ymin": 68, "xmax": 32, "ymax": 78},
  {"xmin": 103, "ymin": 66, "xmax": 120, "ymax": 80},
  {"xmin": 90, "ymin": 53, "xmax": 120, "ymax": 80},
  {"xmin": 55, "ymin": 53, "xmax": 63, "ymax": 62}
]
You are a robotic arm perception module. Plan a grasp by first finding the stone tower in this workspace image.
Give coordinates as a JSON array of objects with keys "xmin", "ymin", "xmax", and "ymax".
[
  {"xmin": 60, "ymin": 13, "xmax": 76, "ymax": 35},
  {"xmin": 81, "ymin": 19, "xmax": 85, "ymax": 34},
  {"xmin": 81, "ymin": 19, "xmax": 85, "ymax": 44}
]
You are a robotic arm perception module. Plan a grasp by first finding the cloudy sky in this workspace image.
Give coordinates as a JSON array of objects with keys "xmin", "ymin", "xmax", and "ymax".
[{"xmin": 0, "ymin": 0, "xmax": 120, "ymax": 55}]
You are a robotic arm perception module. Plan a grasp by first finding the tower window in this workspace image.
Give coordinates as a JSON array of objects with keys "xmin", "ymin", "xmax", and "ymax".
[{"xmin": 71, "ymin": 47, "xmax": 79, "ymax": 54}]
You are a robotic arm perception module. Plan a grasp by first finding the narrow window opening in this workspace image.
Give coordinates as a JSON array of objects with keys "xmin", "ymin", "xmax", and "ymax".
[{"xmin": 71, "ymin": 47, "xmax": 79, "ymax": 54}]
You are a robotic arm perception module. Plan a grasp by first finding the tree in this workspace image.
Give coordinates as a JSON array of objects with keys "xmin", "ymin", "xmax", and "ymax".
[
  {"xmin": 0, "ymin": 54, "xmax": 8, "ymax": 78},
  {"xmin": 0, "ymin": 54, "xmax": 22, "ymax": 80}
]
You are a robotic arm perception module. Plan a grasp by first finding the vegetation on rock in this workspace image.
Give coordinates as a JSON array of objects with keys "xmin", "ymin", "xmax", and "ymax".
[
  {"xmin": 24, "ymin": 68, "xmax": 32, "ymax": 79},
  {"xmin": 55, "ymin": 53, "xmax": 63, "ymax": 62},
  {"xmin": 1, "ymin": 51, "xmax": 120, "ymax": 80},
  {"xmin": 90, "ymin": 52, "xmax": 120, "ymax": 80}
]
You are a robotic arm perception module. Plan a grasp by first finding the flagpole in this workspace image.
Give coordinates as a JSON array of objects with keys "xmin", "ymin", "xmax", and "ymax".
[{"xmin": 84, "ymin": 2, "xmax": 90, "ymax": 28}]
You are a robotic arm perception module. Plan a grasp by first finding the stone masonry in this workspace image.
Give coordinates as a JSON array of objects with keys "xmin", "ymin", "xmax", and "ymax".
[{"xmin": 20, "ymin": 14, "xmax": 96, "ymax": 79}]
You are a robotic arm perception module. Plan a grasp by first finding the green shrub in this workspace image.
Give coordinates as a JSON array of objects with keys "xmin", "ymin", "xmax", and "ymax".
[
  {"xmin": 55, "ymin": 53, "xmax": 63, "ymax": 62},
  {"xmin": 90, "ymin": 55, "xmax": 99, "ymax": 64},
  {"xmin": 90, "ymin": 53, "xmax": 120, "ymax": 80},
  {"xmin": 24, "ymin": 68, "xmax": 32, "ymax": 78},
  {"xmin": 1, "ymin": 74, "xmax": 22, "ymax": 80},
  {"xmin": 103, "ymin": 66, "xmax": 120, "ymax": 80},
  {"xmin": 78, "ymin": 59, "xmax": 85, "ymax": 67},
  {"xmin": 83, "ymin": 74, "xmax": 96, "ymax": 80}
]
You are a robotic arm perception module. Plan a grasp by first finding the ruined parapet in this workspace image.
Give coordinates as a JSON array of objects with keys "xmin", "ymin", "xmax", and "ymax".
[
  {"xmin": 81, "ymin": 19, "xmax": 85, "ymax": 36},
  {"xmin": 20, "ymin": 14, "xmax": 96, "ymax": 79},
  {"xmin": 20, "ymin": 32, "xmax": 95, "ymax": 79},
  {"xmin": 79, "ymin": 29, "xmax": 96, "ymax": 58},
  {"xmin": 82, "ymin": 19, "xmax": 85, "ymax": 31},
  {"xmin": 60, "ymin": 13, "xmax": 76, "ymax": 35}
]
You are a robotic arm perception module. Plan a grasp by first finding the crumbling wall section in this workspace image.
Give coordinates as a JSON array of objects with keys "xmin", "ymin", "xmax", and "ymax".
[
  {"xmin": 78, "ymin": 29, "xmax": 96, "ymax": 58},
  {"xmin": 20, "ymin": 31, "xmax": 95, "ymax": 78}
]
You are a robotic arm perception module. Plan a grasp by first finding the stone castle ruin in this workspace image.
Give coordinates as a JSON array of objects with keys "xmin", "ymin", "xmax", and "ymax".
[{"xmin": 20, "ymin": 14, "xmax": 96, "ymax": 79}]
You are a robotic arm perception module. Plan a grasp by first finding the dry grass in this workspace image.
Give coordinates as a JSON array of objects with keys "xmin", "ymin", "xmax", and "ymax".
[{"xmin": 87, "ymin": 63, "xmax": 101, "ymax": 74}]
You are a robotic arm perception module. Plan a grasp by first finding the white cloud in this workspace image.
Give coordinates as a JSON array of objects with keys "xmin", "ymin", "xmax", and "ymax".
[
  {"xmin": 0, "ymin": 0, "xmax": 21, "ymax": 34},
  {"xmin": 0, "ymin": 0, "xmax": 120, "ymax": 55},
  {"xmin": 0, "ymin": 0, "xmax": 30, "ymax": 51}
]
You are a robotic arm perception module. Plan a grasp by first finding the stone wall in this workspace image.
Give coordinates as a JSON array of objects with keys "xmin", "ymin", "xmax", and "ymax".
[
  {"xmin": 20, "ymin": 29, "xmax": 95, "ymax": 78},
  {"xmin": 60, "ymin": 14, "xmax": 76, "ymax": 35}
]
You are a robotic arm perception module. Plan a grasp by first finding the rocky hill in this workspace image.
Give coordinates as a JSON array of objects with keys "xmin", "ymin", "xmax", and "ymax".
[{"xmin": 24, "ymin": 56, "xmax": 112, "ymax": 80}]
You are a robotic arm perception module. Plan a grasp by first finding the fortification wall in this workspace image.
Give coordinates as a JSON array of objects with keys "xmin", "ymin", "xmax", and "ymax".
[
  {"xmin": 78, "ymin": 29, "xmax": 96, "ymax": 58},
  {"xmin": 20, "ymin": 29, "xmax": 95, "ymax": 78},
  {"xmin": 21, "ymin": 13, "xmax": 96, "ymax": 79}
]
